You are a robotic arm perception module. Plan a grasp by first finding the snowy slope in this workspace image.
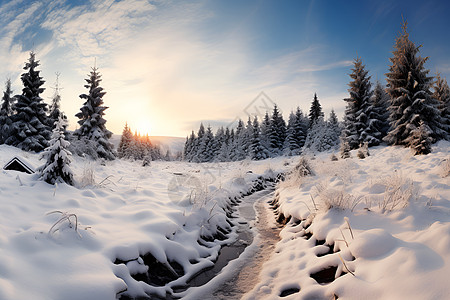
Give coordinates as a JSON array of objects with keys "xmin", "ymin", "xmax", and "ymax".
[
  {"xmin": 0, "ymin": 141, "xmax": 449, "ymax": 300},
  {"xmin": 0, "ymin": 145, "xmax": 281, "ymax": 300},
  {"xmin": 244, "ymin": 141, "xmax": 450, "ymax": 300}
]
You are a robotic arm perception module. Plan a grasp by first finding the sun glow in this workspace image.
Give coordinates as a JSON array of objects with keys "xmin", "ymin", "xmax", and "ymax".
[{"xmin": 134, "ymin": 119, "xmax": 153, "ymax": 136}]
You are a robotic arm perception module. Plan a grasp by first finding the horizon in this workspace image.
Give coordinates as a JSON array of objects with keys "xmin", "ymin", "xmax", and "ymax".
[{"xmin": 1, "ymin": 0, "xmax": 449, "ymax": 137}]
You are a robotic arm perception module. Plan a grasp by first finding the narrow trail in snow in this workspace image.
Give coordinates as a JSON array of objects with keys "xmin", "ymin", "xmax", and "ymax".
[{"xmin": 205, "ymin": 188, "xmax": 282, "ymax": 299}]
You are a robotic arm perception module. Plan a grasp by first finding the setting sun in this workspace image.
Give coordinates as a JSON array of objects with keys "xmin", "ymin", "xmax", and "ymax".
[{"xmin": 133, "ymin": 119, "xmax": 153, "ymax": 136}]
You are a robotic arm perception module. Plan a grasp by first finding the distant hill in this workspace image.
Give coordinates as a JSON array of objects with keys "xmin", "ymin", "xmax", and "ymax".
[{"xmin": 110, "ymin": 135, "xmax": 185, "ymax": 154}]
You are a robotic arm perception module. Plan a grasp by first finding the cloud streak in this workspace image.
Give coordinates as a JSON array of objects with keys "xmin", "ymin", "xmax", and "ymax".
[{"xmin": 0, "ymin": 0, "xmax": 353, "ymax": 136}]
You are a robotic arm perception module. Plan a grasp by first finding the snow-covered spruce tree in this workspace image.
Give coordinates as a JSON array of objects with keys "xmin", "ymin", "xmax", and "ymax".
[
  {"xmin": 231, "ymin": 119, "xmax": 247, "ymax": 161},
  {"xmin": 217, "ymin": 127, "xmax": 232, "ymax": 162},
  {"xmin": 327, "ymin": 109, "xmax": 341, "ymax": 147},
  {"xmin": 141, "ymin": 134, "xmax": 156, "ymax": 162},
  {"xmin": 74, "ymin": 67, "xmax": 115, "ymax": 160},
  {"xmin": 47, "ymin": 73, "xmax": 63, "ymax": 128},
  {"xmin": 295, "ymin": 107, "xmax": 308, "ymax": 148},
  {"xmin": 284, "ymin": 111, "xmax": 298, "ymax": 156},
  {"xmin": 241, "ymin": 117, "xmax": 254, "ymax": 156},
  {"xmin": 304, "ymin": 117, "xmax": 339, "ymax": 153},
  {"xmin": 184, "ymin": 131, "xmax": 196, "ymax": 161},
  {"xmin": 384, "ymin": 21, "xmax": 448, "ymax": 146},
  {"xmin": 6, "ymin": 52, "xmax": 51, "ymax": 151},
  {"xmin": 343, "ymin": 57, "xmax": 373, "ymax": 149},
  {"xmin": 38, "ymin": 115, "xmax": 73, "ymax": 185},
  {"xmin": 284, "ymin": 109, "xmax": 307, "ymax": 156},
  {"xmin": 405, "ymin": 120, "xmax": 432, "ymax": 155},
  {"xmin": 0, "ymin": 79, "xmax": 14, "ymax": 144},
  {"xmin": 433, "ymin": 73, "xmax": 450, "ymax": 137},
  {"xmin": 217, "ymin": 139, "xmax": 230, "ymax": 162},
  {"xmin": 268, "ymin": 104, "xmax": 286, "ymax": 155},
  {"xmin": 202, "ymin": 125, "xmax": 215, "ymax": 162},
  {"xmin": 212, "ymin": 127, "xmax": 225, "ymax": 159},
  {"xmin": 308, "ymin": 93, "xmax": 324, "ymax": 128},
  {"xmin": 250, "ymin": 116, "xmax": 269, "ymax": 160},
  {"xmin": 191, "ymin": 123, "xmax": 205, "ymax": 162},
  {"xmin": 259, "ymin": 111, "xmax": 272, "ymax": 156},
  {"xmin": 371, "ymin": 81, "xmax": 390, "ymax": 138},
  {"xmin": 117, "ymin": 122, "xmax": 133, "ymax": 158}
]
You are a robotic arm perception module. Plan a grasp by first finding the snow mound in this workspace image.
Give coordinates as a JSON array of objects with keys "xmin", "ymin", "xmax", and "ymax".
[{"xmin": 349, "ymin": 228, "xmax": 397, "ymax": 259}]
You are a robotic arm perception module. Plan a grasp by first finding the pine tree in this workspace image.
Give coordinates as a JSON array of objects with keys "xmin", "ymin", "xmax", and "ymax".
[
  {"xmin": 184, "ymin": 131, "xmax": 196, "ymax": 161},
  {"xmin": 249, "ymin": 116, "xmax": 269, "ymax": 160},
  {"xmin": 433, "ymin": 73, "xmax": 450, "ymax": 137},
  {"xmin": 268, "ymin": 104, "xmax": 286, "ymax": 155},
  {"xmin": 164, "ymin": 149, "xmax": 172, "ymax": 161},
  {"xmin": 384, "ymin": 21, "xmax": 448, "ymax": 146},
  {"xmin": 202, "ymin": 125, "xmax": 215, "ymax": 162},
  {"xmin": 243, "ymin": 117, "xmax": 253, "ymax": 155},
  {"xmin": 308, "ymin": 93, "xmax": 324, "ymax": 128},
  {"xmin": 371, "ymin": 81, "xmax": 390, "ymax": 137},
  {"xmin": 284, "ymin": 111, "xmax": 298, "ymax": 155},
  {"xmin": 194, "ymin": 123, "xmax": 207, "ymax": 162},
  {"xmin": 38, "ymin": 114, "xmax": 74, "ymax": 185},
  {"xmin": 259, "ymin": 111, "xmax": 271, "ymax": 156},
  {"xmin": 118, "ymin": 122, "xmax": 133, "ymax": 158},
  {"xmin": 217, "ymin": 127, "xmax": 232, "ymax": 162},
  {"xmin": 405, "ymin": 120, "xmax": 432, "ymax": 155},
  {"xmin": 304, "ymin": 117, "xmax": 339, "ymax": 153},
  {"xmin": 74, "ymin": 66, "xmax": 115, "ymax": 160},
  {"xmin": 294, "ymin": 107, "xmax": 308, "ymax": 149},
  {"xmin": 232, "ymin": 119, "xmax": 247, "ymax": 161},
  {"xmin": 0, "ymin": 79, "xmax": 14, "ymax": 144},
  {"xmin": 361, "ymin": 82, "xmax": 386, "ymax": 146},
  {"xmin": 48, "ymin": 73, "xmax": 63, "ymax": 129},
  {"xmin": 343, "ymin": 57, "xmax": 373, "ymax": 149},
  {"xmin": 327, "ymin": 109, "xmax": 341, "ymax": 147},
  {"xmin": 213, "ymin": 127, "xmax": 225, "ymax": 159},
  {"xmin": 6, "ymin": 52, "xmax": 51, "ymax": 151}
]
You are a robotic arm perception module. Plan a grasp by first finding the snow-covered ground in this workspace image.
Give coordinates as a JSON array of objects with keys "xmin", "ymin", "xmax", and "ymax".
[
  {"xmin": 0, "ymin": 145, "xmax": 281, "ymax": 300},
  {"xmin": 0, "ymin": 141, "xmax": 449, "ymax": 300},
  {"xmin": 244, "ymin": 141, "xmax": 450, "ymax": 300}
]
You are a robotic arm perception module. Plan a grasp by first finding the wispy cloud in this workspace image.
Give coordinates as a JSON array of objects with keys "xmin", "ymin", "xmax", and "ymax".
[{"xmin": 0, "ymin": 0, "xmax": 352, "ymax": 136}]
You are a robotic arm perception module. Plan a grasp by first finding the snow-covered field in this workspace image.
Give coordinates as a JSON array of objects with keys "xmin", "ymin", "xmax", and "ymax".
[
  {"xmin": 245, "ymin": 141, "xmax": 450, "ymax": 300},
  {"xmin": 0, "ymin": 145, "xmax": 281, "ymax": 300},
  {"xmin": 0, "ymin": 141, "xmax": 449, "ymax": 300}
]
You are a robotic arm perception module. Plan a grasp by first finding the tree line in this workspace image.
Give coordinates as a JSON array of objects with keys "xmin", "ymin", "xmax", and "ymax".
[
  {"xmin": 341, "ymin": 21, "xmax": 449, "ymax": 156},
  {"xmin": 0, "ymin": 52, "xmax": 116, "ymax": 185},
  {"xmin": 117, "ymin": 123, "xmax": 171, "ymax": 163},
  {"xmin": 184, "ymin": 21, "xmax": 449, "ymax": 161},
  {"xmin": 184, "ymin": 95, "xmax": 342, "ymax": 163}
]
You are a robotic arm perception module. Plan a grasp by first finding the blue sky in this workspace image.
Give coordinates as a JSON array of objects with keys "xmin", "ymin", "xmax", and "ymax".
[{"xmin": 0, "ymin": 0, "xmax": 449, "ymax": 137}]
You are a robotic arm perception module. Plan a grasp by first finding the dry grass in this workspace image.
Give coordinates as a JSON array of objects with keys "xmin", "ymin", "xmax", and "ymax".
[
  {"xmin": 313, "ymin": 183, "xmax": 362, "ymax": 211},
  {"xmin": 441, "ymin": 158, "xmax": 450, "ymax": 178},
  {"xmin": 378, "ymin": 171, "xmax": 418, "ymax": 213}
]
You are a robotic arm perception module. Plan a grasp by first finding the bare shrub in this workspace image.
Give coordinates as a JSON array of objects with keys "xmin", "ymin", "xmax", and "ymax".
[
  {"xmin": 357, "ymin": 149, "xmax": 366, "ymax": 159},
  {"xmin": 80, "ymin": 162, "xmax": 95, "ymax": 187},
  {"xmin": 279, "ymin": 157, "xmax": 315, "ymax": 189},
  {"xmin": 357, "ymin": 142, "xmax": 370, "ymax": 159},
  {"xmin": 379, "ymin": 171, "xmax": 418, "ymax": 213},
  {"xmin": 294, "ymin": 157, "xmax": 314, "ymax": 177},
  {"xmin": 441, "ymin": 158, "xmax": 450, "ymax": 178},
  {"xmin": 313, "ymin": 183, "xmax": 362, "ymax": 211},
  {"xmin": 78, "ymin": 162, "xmax": 115, "ymax": 189}
]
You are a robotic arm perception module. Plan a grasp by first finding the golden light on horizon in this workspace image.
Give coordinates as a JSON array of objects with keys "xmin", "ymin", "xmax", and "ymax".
[{"xmin": 132, "ymin": 119, "xmax": 154, "ymax": 136}]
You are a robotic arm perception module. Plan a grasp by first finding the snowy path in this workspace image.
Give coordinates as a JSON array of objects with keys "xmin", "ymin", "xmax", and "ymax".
[{"xmin": 185, "ymin": 188, "xmax": 282, "ymax": 299}]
